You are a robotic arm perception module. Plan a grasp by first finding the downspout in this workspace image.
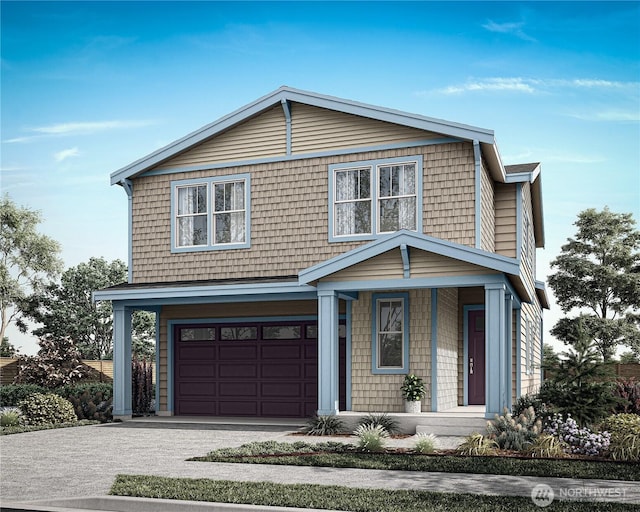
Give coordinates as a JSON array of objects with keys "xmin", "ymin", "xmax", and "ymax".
[
  {"xmin": 281, "ymin": 99, "xmax": 292, "ymax": 156},
  {"xmin": 473, "ymin": 140, "xmax": 482, "ymax": 250},
  {"xmin": 120, "ymin": 179, "xmax": 133, "ymax": 283}
]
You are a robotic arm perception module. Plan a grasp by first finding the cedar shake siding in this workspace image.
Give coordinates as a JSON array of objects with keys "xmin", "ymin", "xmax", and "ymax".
[
  {"xmin": 131, "ymin": 142, "xmax": 477, "ymax": 284},
  {"xmin": 494, "ymin": 183, "xmax": 518, "ymax": 258},
  {"xmin": 480, "ymin": 160, "xmax": 495, "ymax": 252},
  {"xmin": 437, "ymin": 288, "xmax": 459, "ymax": 411}
]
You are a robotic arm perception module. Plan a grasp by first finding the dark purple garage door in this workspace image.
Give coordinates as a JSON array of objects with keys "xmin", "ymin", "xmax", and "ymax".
[{"xmin": 174, "ymin": 320, "xmax": 346, "ymax": 417}]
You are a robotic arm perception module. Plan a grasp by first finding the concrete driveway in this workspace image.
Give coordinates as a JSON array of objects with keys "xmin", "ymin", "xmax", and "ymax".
[{"xmin": 1, "ymin": 422, "xmax": 639, "ymax": 509}]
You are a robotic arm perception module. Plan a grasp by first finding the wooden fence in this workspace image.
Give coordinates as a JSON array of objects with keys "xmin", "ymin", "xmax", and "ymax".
[{"xmin": 0, "ymin": 358, "xmax": 156, "ymax": 386}]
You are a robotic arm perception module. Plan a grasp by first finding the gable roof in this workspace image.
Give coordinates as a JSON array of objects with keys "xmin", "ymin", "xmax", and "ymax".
[{"xmin": 110, "ymin": 86, "xmax": 503, "ymax": 185}]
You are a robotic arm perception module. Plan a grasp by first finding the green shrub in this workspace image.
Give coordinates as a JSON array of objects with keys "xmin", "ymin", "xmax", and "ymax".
[
  {"xmin": 512, "ymin": 393, "xmax": 551, "ymax": 422},
  {"xmin": 524, "ymin": 434, "xmax": 564, "ymax": 458},
  {"xmin": 401, "ymin": 374, "xmax": 426, "ymax": 402},
  {"xmin": 601, "ymin": 414, "xmax": 640, "ymax": 462},
  {"xmin": 0, "ymin": 384, "xmax": 47, "ymax": 406},
  {"xmin": 486, "ymin": 407, "xmax": 541, "ymax": 451},
  {"xmin": 56, "ymin": 383, "xmax": 113, "ymax": 422},
  {"xmin": 356, "ymin": 413, "xmax": 400, "ymax": 435},
  {"xmin": 0, "ymin": 408, "xmax": 22, "ymax": 427},
  {"xmin": 354, "ymin": 424, "xmax": 388, "ymax": 452},
  {"xmin": 456, "ymin": 433, "xmax": 498, "ymax": 456},
  {"xmin": 302, "ymin": 414, "xmax": 345, "ymax": 436},
  {"xmin": 413, "ymin": 433, "xmax": 437, "ymax": 454},
  {"xmin": 18, "ymin": 393, "xmax": 77, "ymax": 426}
]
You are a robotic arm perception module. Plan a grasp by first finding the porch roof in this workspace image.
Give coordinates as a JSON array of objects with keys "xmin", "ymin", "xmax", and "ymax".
[{"xmin": 299, "ymin": 230, "xmax": 534, "ymax": 302}]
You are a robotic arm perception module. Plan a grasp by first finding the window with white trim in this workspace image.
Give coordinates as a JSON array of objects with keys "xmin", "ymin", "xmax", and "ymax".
[
  {"xmin": 330, "ymin": 156, "xmax": 422, "ymax": 241},
  {"xmin": 171, "ymin": 174, "xmax": 250, "ymax": 252},
  {"xmin": 372, "ymin": 293, "xmax": 409, "ymax": 374}
]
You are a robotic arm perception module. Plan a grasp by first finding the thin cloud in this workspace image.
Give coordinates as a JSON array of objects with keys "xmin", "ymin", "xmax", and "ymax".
[
  {"xmin": 4, "ymin": 119, "xmax": 159, "ymax": 143},
  {"xmin": 567, "ymin": 110, "xmax": 640, "ymax": 122},
  {"xmin": 483, "ymin": 20, "xmax": 536, "ymax": 42},
  {"xmin": 54, "ymin": 147, "xmax": 80, "ymax": 162},
  {"xmin": 438, "ymin": 78, "xmax": 537, "ymax": 95}
]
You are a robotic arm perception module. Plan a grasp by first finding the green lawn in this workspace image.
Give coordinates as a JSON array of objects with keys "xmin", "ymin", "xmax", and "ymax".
[
  {"xmin": 189, "ymin": 440, "xmax": 640, "ymax": 482},
  {"xmin": 0, "ymin": 420, "xmax": 98, "ymax": 435},
  {"xmin": 110, "ymin": 475, "xmax": 639, "ymax": 512}
]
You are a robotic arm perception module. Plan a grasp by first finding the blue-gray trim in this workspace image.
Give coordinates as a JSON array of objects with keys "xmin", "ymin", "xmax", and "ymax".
[
  {"xmin": 462, "ymin": 304, "xmax": 484, "ymax": 406},
  {"xmin": 281, "ymin": 99, "xmax": 292, "ymax": 156},
  {"xmin": 516, "ymin": 183, "xmax": 523, "ymax": 262},
  {"xmin": 430, "ymin": 288, "xmax": 438, "ymax": 412},
  {"xmin": 112, "ymin": 305, "xmax": 133, "ymax": 417},
  {"xmin": 515, "ymin": 309, "xmax": 522, "ymax": 397},
  {"xmin": 170, "ymin": 173, "xmax": 251, "ymax": 253},
  {"xmin": 345, "ymin": 300, "xmax": 353, "ymax": 411},
  {"xmin": 400, "ymin": 244, "xmax": 410, "ymax": 278},
  {"xmin": 328, "ymin": 155, "xmax": 424, "ymax": 243},
  {"xmin": 505, "ymin": 293, "xmax": 513, "ymax": 412},
  {"xmin": 473, "ymin": 140, "xmax": 482, "ymax": 250},
  {"xmin": 317, "ymin": 290, "xmax": 340, "ymax": 415},
  {"xmin": 120, "ymin": 179, "xmax": 134, "ymax": 283},
  {"xmin": 301, "ymin": 230, "xmax": 521, "ymax": 285},
  {"xmin": 110, "ymin": 86, "xmax": 496, "ymax": 185},
  {"xmin": 371, "ymin": 292, "xmax": 410, "ymax": 375},
  {"xmin": 138, "ymin": 138, "xmax": 460, "ymax": 179},
  {"xmin": 317, "ymin": 274, "xmax": 510, "ymax": 293},
  {"xmin": 154, "ymin": 308, "xmax": 161, "ymax": 414}
]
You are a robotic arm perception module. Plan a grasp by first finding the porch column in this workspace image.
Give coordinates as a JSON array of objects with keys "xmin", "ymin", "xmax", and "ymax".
[
  {"xmin": 317, "ymin": 290, "xmax": 340, "ymax": 415},
  {"xmin": 504, "ymin": 293, "xmax": 513, "ymax": 412},
  {"xmin": 484, "ymin": 283, "xmax": 507, "ymax": 418},
  {"xmin": 112, "ymin": 303, "xmax": 133, "ymax": 419}
]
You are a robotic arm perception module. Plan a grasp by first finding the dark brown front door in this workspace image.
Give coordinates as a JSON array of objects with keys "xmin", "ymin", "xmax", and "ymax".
[
  {"xmin": 174, "ymin": 320, "xmax": 346, "ymax": 417},
  {"xmin": 468, "ymin": 310, "xmax": 485, "ymax": 405}
]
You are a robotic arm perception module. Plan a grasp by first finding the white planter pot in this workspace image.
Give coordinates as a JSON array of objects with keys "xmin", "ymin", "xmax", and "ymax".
[{"xmin": 404, "ymin": 400, "xmax": 422, "ymax": 414}]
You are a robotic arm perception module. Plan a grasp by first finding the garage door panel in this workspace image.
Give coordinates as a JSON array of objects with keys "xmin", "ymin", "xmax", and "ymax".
[
  {"xmin": 261, "ymin": 382, "xmax": 302, "ymax": 397},
  {"xmin": 177, "ymin": 400, "xmax": 217, "ymax": 415},
  {"xmin": 219, "ymin": 364, "xmax": 258, "ymax": 378},
  {"xmin": 219, "ymin": 382, "xmax": 258, "ymax": 397},
  {"xmin": 178, "ymin": 382, "xmax": 216, "ymax": 396},
  {"xmin": 261, "ymin": 401, "xmax": 303, "ymax": 417},
  {"xmin": 177, "ymin": 363, "xmax": 215, "ymax": 378},
  {"xmin": 261, "ymin": 364, "xmax": 301, "ymax": 378},
  {"xmin": 178, "ymin": 345, "xmax": 215, "ymax": 360},
  {"xmin": 219, "ymin": 345, "xmax": 258, "ymax": 360},
  {"xmin": 219, "ymin": 401, "xmax": 258, "ymax": 416}
]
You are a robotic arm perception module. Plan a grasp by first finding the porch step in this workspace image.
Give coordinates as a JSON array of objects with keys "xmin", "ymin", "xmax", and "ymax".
[{"xmin": 416, "ymin": 417, "xmax": 488, "ymax": 437}]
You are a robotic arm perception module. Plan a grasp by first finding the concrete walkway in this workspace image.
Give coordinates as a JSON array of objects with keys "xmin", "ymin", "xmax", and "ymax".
[{"xmin": 1, "ymin": 422, "xmax": 638, "ymax": 511}]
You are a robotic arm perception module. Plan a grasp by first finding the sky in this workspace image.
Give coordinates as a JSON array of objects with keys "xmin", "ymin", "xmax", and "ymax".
[{"xmin": 1, "ymin": 1, "xmax": 639, "ymax": 355}]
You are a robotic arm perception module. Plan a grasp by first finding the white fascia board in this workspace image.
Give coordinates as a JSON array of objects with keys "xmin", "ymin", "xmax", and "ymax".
[
  {"xmin": 504, "ymin": 163, "xmax": 541, "ymax": 184},
  {"xmin": 93, "ymin": 280, "xmax": 317, "ymax": 302},
  {"xmin": 299, "ymin": 231, "xmax": 520, "ymax": 284},
  {"xmin": 110, "ymin": 86, "xmax": 496, "ymax": 185}
]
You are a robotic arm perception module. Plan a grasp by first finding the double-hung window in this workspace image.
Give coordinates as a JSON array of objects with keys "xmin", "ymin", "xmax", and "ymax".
[
  {"xmin": 372, "ymin": 293, "xmax": 409, "ymax": 374},
  {"xmin": 171, "ymin": 174, "xmax": 250, "ymax": 252},
  {"xmin": 329, "ymin": 155, "xmax": 422, "ymax": 242}
]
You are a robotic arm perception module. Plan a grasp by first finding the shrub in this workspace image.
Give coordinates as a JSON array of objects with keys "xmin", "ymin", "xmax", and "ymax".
[
  {"xmin": 512, "ymin": 393, "xmax": 551, "ymax": 422},
  {"xmin": 18, "ymin": 393, "xmax": 77, "ymax": 426},
  {"xmin": 613, "ymin": 378, "xmax": 640, "ymax": 415},
  {"xmin": 456, "ymin": 433, "xmax": 498, "ymax": 456},
  {"xmin": 0, "ymin": 408, "xmax": 22, "ymax": 427},
  {"xmin": 524, "ymin": 433, "xmax": 565, "ymax": 458},
  {"xmin": 601, "ymin": 414, "xmax": 640, "ymax": 462},
  {"xmin": 356, "ymin": 413, "xmax": 399, "ymax": 435},
  {"xmin": 354, "ymin": 424, "xmax": 388, "ymax": 452},
  {"xmin": 413, "ymin": 432, "xmax": 437, "ymax": 454},
  {"xmin": 486, "ymin": 407, "xmax": 541, "ymax": 451},
  {"xmin": 302, "ymin": 414, "xmax": 345, "ymax": 436},
  {"xmin": 0, "ymin": 384, "xmax": 47, "ymax": 406},
  {"xmin": 544, "ymin": 413, "xmax": 610, "ymax": 456},
  {"xmin": 56, "ymin": 383, "xmax": 113, "ymax": 422},
  {"xmin": 132, "ymin": 358, "xmax": 154, "ymax": 415}
]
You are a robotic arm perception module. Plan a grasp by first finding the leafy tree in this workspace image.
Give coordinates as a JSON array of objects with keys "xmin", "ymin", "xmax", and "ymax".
[
  {"xmin": 0, "ymin": 195, "xmax": 62, "ymax": 343},
  {"xmin": 541, "ymin": 343, "xmax": 560, "ymax": 376},
  {"xmin": 0, "ymin": 336, "xmax": 18, "ymax": 357},
  {"xmin": 548, "ymin": 207, "xmax": 640, "ymax": 361},
  {"xmin": 618, "ymin": 351, "xmax": 640, "ymax": 364},
  {"xmin": 27, "ymin": 257, "xmax": 155, "ymax": 360},
  {"xmin": 14, "ymin": 336, "xmax": 90, "ymax": 388}
]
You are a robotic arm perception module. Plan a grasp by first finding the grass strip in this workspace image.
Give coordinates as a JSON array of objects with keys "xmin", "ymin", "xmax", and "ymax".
[
  {"xmin": 111, "ymin": 474, "xmax": 638, "ymax": 512},
  {"xmin": 190, "ymin": 443, "xmax": 640, "ymax": 482},
  {"xmin": 0, "ymin": 420, "xmax": 98, "ymax": 435}
]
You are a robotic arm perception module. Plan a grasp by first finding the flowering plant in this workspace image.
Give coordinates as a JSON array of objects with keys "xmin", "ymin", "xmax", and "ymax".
[{"xmin": 544, "ymin": 413, "xmax": 610, "ymax": 456}]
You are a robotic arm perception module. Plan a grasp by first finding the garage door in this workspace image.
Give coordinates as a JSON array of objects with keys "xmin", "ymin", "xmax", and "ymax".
[{"xmin": 174, "ymin": 320, "xmax": 346, "ymax": 417}]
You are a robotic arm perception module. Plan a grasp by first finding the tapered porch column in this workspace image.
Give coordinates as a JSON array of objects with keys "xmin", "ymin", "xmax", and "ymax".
[
  {"xmin": 112, "ymin": 303, "xmax": 133, "ymax": 419},
  {"xmin": 317, "ymin": 290, "xmax": 340, "ymax": 415},
  {"xmin": 484, "ymin": 283, "xmax": 509, "ymax": 418}
]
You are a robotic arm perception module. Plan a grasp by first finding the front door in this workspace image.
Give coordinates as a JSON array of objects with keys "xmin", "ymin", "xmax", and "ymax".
[{"xmin": 467, "ymin": 310, "xmax": 485, "ymax": 405}]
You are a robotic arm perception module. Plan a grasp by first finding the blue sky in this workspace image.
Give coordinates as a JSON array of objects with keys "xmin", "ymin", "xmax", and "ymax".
[{"xmin": 2, "ymin": 1, "xmax": 639, "ymax": 355}]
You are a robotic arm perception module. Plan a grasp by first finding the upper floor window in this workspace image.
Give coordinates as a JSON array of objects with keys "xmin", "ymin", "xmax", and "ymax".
[
  {"xmin": 329, "ymin": 155, "xmax": 422, "ymax": 242},
  {"xmin": 171, "ymin": 174, "xmax": 250, "ymax": 252}
]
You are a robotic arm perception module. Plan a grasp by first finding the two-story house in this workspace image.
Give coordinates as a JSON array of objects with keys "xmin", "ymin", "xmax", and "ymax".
[{"xmin": 95, "ymin": 87, "xmax": 548, "ymax": 421}]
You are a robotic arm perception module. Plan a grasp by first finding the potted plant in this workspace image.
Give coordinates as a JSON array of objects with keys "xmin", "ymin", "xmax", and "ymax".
[{"xmin": 401, "ymin": 373, "xmax": 426, "ymax": 413}]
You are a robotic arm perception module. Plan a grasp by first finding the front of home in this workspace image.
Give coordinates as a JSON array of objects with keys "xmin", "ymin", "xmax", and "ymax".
[{"xmin": 94, "ymin": 87, "xmax": 548, "ymax": 420}]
